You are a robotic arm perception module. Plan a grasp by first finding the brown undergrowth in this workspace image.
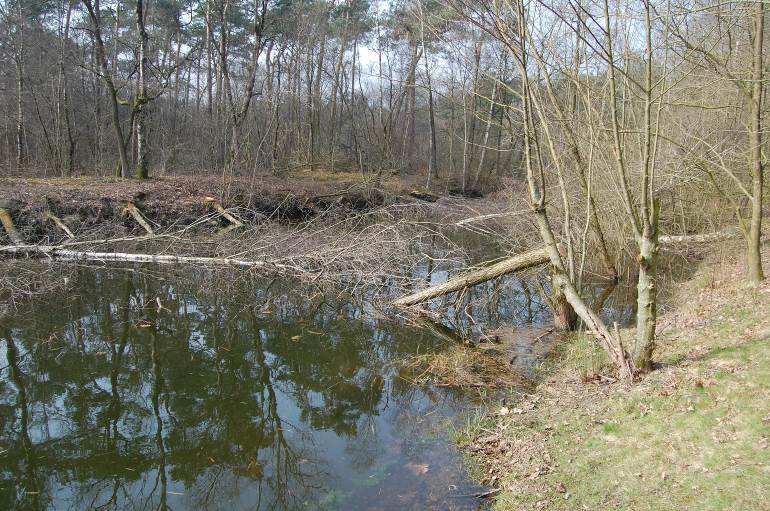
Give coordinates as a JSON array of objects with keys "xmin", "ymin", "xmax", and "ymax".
[
  {"xmin": 402, "ymin": 347, "xmax": 528, "ymax": 390},
  {"xmin": 458, "ymin": 243, "xmax": 770, "ymax": 510},
  {"xmin": 400, "ymin": 326, "xmax": 556, "ymax": 391}
]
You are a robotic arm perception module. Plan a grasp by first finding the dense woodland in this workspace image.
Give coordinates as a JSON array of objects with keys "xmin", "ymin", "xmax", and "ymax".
[
  {"xmin": 0, "ymin": 0, "xmax": 767, "ymax": 375},
  {"xmin": 0, "ymin": 0, "xmax": 521, "ymax": 185}
]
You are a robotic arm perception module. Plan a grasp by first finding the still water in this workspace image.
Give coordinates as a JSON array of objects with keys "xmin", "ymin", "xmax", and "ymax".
[{"xmin": 0, "ymin": 263, "xmax": 562, "ymax": 511}]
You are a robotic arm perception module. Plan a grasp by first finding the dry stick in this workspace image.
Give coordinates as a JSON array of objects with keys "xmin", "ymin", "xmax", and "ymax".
[
  {"xmin": 122, "ymin": 202, "xmax": 154, "ymax": 236},
  {"xmin": 204, "ymin": 197, "xmax": 244, "ymax": 227},
  {"xmin": 43, "ymin": 211, "xmax": 75, "ymax": 239},
  {"xmin": 0, "ymin": 208, "xmax": 24, "ymax": 245},
  {"xmin": 392, "ymin": 248, "xmax": 549, "ymax": 307},
  {"xmin": 455, "ymin": 211, "xmax": 527, "ymax": 226},
  {"xmin": 0, "ymin": 244, "xmax": 304, "ymax": 274},
  {"xmin": 658, "ymin": 226, "xmax": 741, "ymax": 246}
]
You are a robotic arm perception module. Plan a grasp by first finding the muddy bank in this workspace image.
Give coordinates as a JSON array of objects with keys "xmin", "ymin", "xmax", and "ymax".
[
  {"xmin": 0, "ymin": 176, "xmax": 401, "ymax": 243},
  {"xmin": 0, "ymin": 175, "xmax": 519, "ymax": 246}
]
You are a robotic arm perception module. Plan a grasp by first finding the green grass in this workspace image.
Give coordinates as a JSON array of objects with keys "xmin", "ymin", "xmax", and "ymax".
[
  {"xmin": 465, "ymin": 264, "xmax": 770, "ymax": 511},
  {"xmin": 535, "ymin": 342, "xmax": 769, "ymax": 510}
]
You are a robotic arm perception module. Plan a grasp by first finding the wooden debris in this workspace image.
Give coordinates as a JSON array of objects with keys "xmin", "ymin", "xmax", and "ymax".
[
  {"xmin": 408, "ymin": 190, "xmax": 439, "ymax": 202},
  {"xmin": 659, "ymin": 226, "xmax": 740, "ymax": 246},
  {"xmin": 204, "ymin": 196, "xmax": 244, "ymax": 227},
  {"xmin": 0, "ymin": 244, "xmax": 302, "ymax": 274},
  {"xmin": 122, "ymin": 201, "xmax": 155, "ymax": 235},
  {"xmin": 393, "ymin": 248, "xmax": 550, "ymax": 307},
  {"xmin": 0, "ymin": 208, "xmax": 24, "ymax": 245},
  {"xmin": 43, "ymin": 211, "xmax": 75, "ymax": 239}
]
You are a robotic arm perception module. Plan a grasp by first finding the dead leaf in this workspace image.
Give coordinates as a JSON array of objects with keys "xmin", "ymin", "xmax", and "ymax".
[{"xmin": 291, "ymin": 335, "xmax": 301, "ymax": 342}]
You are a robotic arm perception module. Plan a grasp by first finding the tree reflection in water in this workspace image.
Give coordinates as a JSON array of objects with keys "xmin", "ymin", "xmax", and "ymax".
[{"xmin": 0, "ymin": 268, "xmax": 507, "ymax": 510}]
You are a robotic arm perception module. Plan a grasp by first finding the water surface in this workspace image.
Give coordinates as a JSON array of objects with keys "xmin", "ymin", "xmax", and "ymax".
[{"xmin": 1, "ymin": 266, "xmax": 545, "ymax": 510}]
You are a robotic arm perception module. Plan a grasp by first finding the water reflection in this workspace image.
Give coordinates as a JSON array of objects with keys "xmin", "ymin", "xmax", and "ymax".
[{"xmin": 1, "ymin": 269, "xmax": 491, "ymax": 510}]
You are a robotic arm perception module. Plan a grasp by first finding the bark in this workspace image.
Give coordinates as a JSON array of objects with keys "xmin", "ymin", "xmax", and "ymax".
[
  {"xmin": 633, "ymin": 216, "xmax": 659, "ymax": 371},
  {"xmin": 748, "ymin": 0, "xmax": 765, "ymax": 283},
  {"xmin": 135, "ymin": 0, "xmax": 150, "ymax": 179},
  {"xmin": 0, "ymin": 245, "xmax": 301, "ymax": 274},
  {"xmin": 392, "ymin": 248, "xmax": 549, "ymax": 307},
  {"xmin": 82, "ymin": 0, "xmax": 130, "ymax": 178}
]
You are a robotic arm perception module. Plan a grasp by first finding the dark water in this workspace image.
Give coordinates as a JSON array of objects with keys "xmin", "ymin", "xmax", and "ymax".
[{"xmin": 0, "ymin": 264, "xmax": 561, "ymax": 511}]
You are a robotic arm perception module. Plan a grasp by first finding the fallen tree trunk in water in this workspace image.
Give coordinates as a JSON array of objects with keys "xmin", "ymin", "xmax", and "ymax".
[
  {"xmin": 0, "ymin": 244, "xmax": 302, "ymax": 273},
  {"xmin": 392, "ymin": 247, "xmax": 549, "ymax": 307}
]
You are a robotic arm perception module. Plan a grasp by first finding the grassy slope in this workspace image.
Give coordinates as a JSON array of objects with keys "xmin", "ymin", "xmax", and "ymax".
[{"xmin": 460, "ymin": 248, "xmax": 770, "ymax": 510}]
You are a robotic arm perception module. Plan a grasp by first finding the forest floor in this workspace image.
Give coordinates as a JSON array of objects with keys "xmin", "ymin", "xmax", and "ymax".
[{"xmin": 458, "ymin": 244, "xmax": 770, "ymax": 510}]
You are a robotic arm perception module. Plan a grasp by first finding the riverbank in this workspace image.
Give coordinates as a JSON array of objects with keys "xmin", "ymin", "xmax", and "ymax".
[
  {"xmin": 459, "ymin": 245, "xmax": 770, "ymax": 510},
  {"xmin": 0, "ymin": 174, "xmax": 523, "ymax": 243}
]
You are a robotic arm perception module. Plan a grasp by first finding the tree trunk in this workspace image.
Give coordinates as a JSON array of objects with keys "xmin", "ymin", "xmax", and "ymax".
[
  {"xmin": 83, "ymin": 0, "xmax": 130, "ymax": 178},
  {"xmin": 135, "ymin": 0, "xmax": 150, "ymax": 179},
  {"xmin": 473, "ymin": 79, "xmax": 497, "ymax": 189},
  {"xmin": 205, "ymin": 0, "xmax": 213, "ymax": 116},
  {"xmin": 14, "ymin": 1, "xmax": 26, "ymax": 169},
  {"xmin": 748, "ymin": 0, "xmax": 765, "ymax": 283},
  {"xmin": 633, "ymin": 221, "xmax": 659, "ymax": 371},
  {"xmin": 418, "ymin": 0, "xmax": 438, "ymax": 186},
  {"xmin": 392, "ymin": 248, "xmax": 549, "ymax": 306},
  {"xmin": 512, "ymin": 0, "xmax": 632, "ymax": 379}
]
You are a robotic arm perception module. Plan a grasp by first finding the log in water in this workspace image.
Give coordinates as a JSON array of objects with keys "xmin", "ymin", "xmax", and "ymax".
[{"xmin": 392, "ymin": 247, "xmax": 550, "ymax": 307}]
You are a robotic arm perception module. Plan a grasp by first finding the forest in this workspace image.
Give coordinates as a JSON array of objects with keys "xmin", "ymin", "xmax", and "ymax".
[{"xmin": 0, "ymin": 0, "xmax": 768, "ymax": 509}]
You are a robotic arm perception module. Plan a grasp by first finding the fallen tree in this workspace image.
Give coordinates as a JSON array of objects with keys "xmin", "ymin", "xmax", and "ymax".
[
  {"xmin": 392, "ymin": 247, "xmax": 549, "ymax": 307},
  {"xmin": 0, "ymin": 244, "xmax": 304, "ymax": 274}
]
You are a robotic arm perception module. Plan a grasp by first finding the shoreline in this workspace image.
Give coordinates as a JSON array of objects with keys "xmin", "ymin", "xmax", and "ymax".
[{"xmin": 456, "ymin": 245, "xmax": 770, "ymax": 510}]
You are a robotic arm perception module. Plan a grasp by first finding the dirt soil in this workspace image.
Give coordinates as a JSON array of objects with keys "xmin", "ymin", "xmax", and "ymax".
[
  {"xmin": 0, "ymin": 174, "xmax": 520, "ymax": 245},
  {"xmin": 0, "ymin": 175, "xmax": 401, "ymax": 243}
]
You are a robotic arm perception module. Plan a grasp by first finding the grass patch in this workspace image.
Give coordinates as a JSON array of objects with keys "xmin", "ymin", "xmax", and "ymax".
[{"xmin": 460, "ymin": 253, "xmax": 770, "ymax": 510}]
